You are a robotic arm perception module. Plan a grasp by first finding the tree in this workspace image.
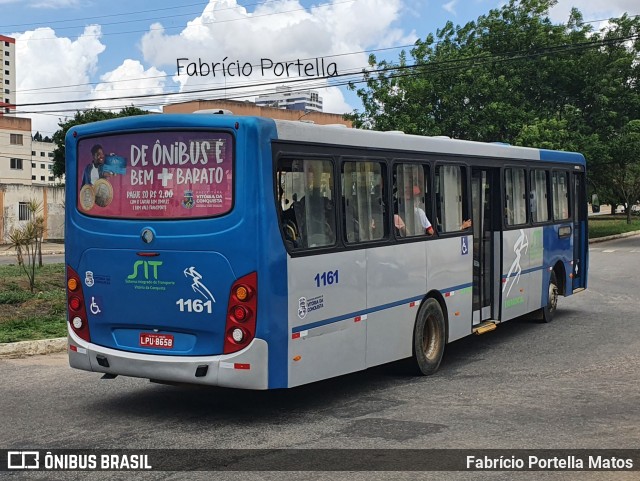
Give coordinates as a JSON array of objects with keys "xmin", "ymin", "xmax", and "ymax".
[
  {"xmin": 8, "ymin": 200, "xmax": 46, "ymax": 293},
  {"xmin": 32, "ymin": 131, "xmax": 43, "ymax": 142},
  {"xmin": 52, "ymin": 106, "xmax": 148, "ymax": 178},
  {"xmin": 607, "ymin": 120, "xmax": 640, "ymax": 223},
  {"xmin": 348, "ymin": 0, "xmax": 640, "ymax": 206}
]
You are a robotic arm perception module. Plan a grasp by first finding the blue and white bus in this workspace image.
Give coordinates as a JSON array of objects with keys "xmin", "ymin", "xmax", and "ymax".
[{"xmin": 65, "ymin": 114, "xmax": 588, "ymax": 389}]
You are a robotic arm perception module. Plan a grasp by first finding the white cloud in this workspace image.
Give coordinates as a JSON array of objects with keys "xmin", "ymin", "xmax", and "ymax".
[
  {"xmin": 443, "ymin": 0, "xmax": 458, "ymax": 16},
  {"xmin": 90, "ymin": 59, "xmax": 169, "ymax": 112},
  {"xmin": 549, "ymin": 0, "xmax": 638, "ymax": 25},
  {"xmin": 140, "ymin": 0, "xmax": 411, "ymax": 114},
  {"xmin": 28, "ymin": 0, "xmax": 83, "ymax": 8},
  {"xmin": 13, "ymin": 25, "xmax": 105, "ymax": 135}
]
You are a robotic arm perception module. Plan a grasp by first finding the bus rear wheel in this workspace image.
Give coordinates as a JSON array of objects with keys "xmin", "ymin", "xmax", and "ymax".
[
  {"xmin": 412, "ymin": 298, "xmax": 446, "ymax": 376},
  {"xmin": 541, "ymin": 271, "xmax": 559, "ymax": 323}
]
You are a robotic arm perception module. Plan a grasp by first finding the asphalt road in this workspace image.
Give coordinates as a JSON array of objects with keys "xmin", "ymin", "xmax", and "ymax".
[{"xmin": 0, "ymin": 236, "xmax": 639, "ymax": 480}]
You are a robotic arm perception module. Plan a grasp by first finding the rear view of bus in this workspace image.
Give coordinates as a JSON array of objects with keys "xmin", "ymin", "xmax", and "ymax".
[{"xmin": 65, "ymin": 115, "xmax": 285, "ymax": 389}]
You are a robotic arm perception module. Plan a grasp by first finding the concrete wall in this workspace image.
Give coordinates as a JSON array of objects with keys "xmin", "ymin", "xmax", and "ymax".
[
  {"xmin": 163, "ymin": 99, "xmax": 352, "ymax": 127},
  {"xmin": 0, "ymin": 183, "xmax": 65, "ymax": 243}
]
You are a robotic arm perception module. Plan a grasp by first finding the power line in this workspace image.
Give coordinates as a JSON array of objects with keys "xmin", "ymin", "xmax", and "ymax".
[
  {"xmin": 11, "ymin": 0, "xmax": 357, "ymax": 42},
  {"xmin": 13, "ymin": 31, "xmax": 640, "ymax": 112}
]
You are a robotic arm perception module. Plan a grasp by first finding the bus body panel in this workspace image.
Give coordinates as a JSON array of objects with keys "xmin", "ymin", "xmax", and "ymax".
[
  {"xmin": 426, "ymin": 236, "xmax": 474, "ymax": 342},
  {"xmin": 66, "ymin": 115, "xmax": 289, "ymax": 388},
  {"xmin": 365, "ymin": 243, "xmax": 426, "ymax": 368},
  {"xmin": 287, "ymin": 250, "xmax": 367, "ymax": 388},
  {"xmin": 78, "ymin": 248, "xmax": 235, "ymax": 355}
]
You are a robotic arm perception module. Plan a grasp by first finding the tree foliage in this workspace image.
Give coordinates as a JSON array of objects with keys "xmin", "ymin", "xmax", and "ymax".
[
  {"xmin": 52, "ymin": 106, "xmax": 148, "ymax": 178},
  {"xmin": 8, "ymin": 200, "xmax": 46, "ymax": 293},
  {"xmin": 347, "ymin": 0, "xmax": 640, "ymax": 217}
]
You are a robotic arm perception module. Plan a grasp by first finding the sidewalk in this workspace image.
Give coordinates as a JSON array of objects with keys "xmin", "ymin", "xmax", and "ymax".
[
  {"xmin": 0, "ymin": 241, "xmax": 65, "ymax": 257},
  {"xmin": 2, "ymin": 232, "xmax": 640, "ymax": 359}
]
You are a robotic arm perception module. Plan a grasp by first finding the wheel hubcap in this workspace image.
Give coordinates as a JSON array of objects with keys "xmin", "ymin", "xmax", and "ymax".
[{"xmin": 549, "ymin": 283, "xmax": 558, "ymax": 312}]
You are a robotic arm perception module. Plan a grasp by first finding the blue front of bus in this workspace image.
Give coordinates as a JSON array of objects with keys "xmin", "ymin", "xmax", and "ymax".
[{"xmin": 65, "ymin": 115, "xmax": 287, "ymax": 389}]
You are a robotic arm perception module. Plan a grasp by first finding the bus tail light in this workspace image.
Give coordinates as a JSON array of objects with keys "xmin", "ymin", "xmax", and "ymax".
[
  {"xmin": 66, "ymin": 266, "xmax": 91, "ymax": 343},
  {"xmin": 223, "ymin": 272, "xmax": 257, "ymax": 354}
]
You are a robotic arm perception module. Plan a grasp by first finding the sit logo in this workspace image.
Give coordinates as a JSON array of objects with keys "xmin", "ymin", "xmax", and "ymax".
[{"xmin": 127, "ymin": 260, "xmax": 163, "ymax": 280}]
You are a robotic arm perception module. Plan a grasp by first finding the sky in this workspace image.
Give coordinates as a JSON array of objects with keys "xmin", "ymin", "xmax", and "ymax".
[{"xmin": 0, "ymin": 0, "xmax": 638, "ymax": 137}]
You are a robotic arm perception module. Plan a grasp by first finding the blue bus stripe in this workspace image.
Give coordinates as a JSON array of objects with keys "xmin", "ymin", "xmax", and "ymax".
[
  {"xmin": 293, "ymin": 282, "xmax": 474, "ymax": 334},
  {"xmin": 502, "ymin": 265, "xmax": 546, "ymax": 280}
]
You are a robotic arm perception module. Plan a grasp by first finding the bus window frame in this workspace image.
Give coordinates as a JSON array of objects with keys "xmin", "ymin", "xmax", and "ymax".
[
  {"xmin": 529, "ymin": 168, "xmax": 552, "ymax": 226},
  {"xmin": 433, "ymin": 161, "xmax": 471, "ymax": 237},
  {"xmin": 275, "ymin": 153, "xmax": 339, "ymax": 254},
  {"xmin": 551, "ymin": 169, "xmax": 572, "ymax": 222},
  {"xmin": 502, "ymin": 165, "xmax": 530, "ymax": 230},
  {"xmin": 390, "ymin": 159, "xmax": 435, "ymax": 241},
  {"xmin": 339, "ymin": 155, "xmax": 389, "ymax": 247}
]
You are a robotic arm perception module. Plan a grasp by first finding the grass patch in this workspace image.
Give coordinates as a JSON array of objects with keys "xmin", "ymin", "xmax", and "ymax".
[
  {"xmin": 588, "ymin": 215, "xmax": 640, "ymax": 239},
  {"xmin": 0, "ymin": 263, "xmax": 67, "ymax": 343}
]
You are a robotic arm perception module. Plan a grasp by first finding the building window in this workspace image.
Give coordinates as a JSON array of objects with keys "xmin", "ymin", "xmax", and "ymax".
[
  {"xmin": 10, "ymin": 133, "xmax": 23, "ymax": 145},
  {"xmin": 4, "ymin": 70, "xmax": 8, "ymax": 75},
  {"xmin": 48, "ymin": 176, "xmax": 54, "ymax": 181},
  {"xmin": 19, "ymin": 202, "xmax": 32, "ymax": 221},
  {"xmin": 31, "ymin": 151, "xmax": 36, "ymax": 156},
  {"xmin": 48, "ymin": 164, "xmax": 52, "ymax": 170},
  {"xmin": 31, "ymin": 162, "xmax": 35, "ymax": 168},
  {"xmin": 4, "ymin": 42, "xmax": 9, "ymax": 47},
  {"xmin": 4, "ymin": 80, "xmax": 9, "ymax": 85},
  {"xmin": 4, "ymin": 108, "xmax": 8, "ymax": 113},
  {"xmin": 10, "ymin": 158, "xmax": 23, "ymax": 170},
  {"xmin": 40, "ymin": 152, "xmax": 45, "ymax": 157},
  {"xmin": 32, "ymin": 175, "xmax": 36, "ymax": 180},
  {"xmin": 40, "ymin": 163, "xmax": 45, "ymax": 169},
  {"xmin": 4, "ymin": 51, "xmax": 8, "ymax": 56},
  {"xmin": 48, "ymin": 152, "xmax": 54, "ymax": 158},
  {"xmin": 40, "ymin": 176, "xmax": 45, "ymax": 181},
  {"xmin": 4, "ymin": 60, "xmax": 9, "ymax": 66}
]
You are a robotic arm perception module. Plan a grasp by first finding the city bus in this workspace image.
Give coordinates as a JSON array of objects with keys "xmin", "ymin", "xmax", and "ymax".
[{"xmin": 65, "ymin": 114, "xmax": 588, "ymax": 389}]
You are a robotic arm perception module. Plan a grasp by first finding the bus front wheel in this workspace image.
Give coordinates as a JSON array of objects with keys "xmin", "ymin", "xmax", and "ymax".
[
  {"xmin": 412, "ymin": 298, "xmax": 446, "ymax": 376},
  {"xmin": 541, "ymin": 271, "xmax": 559, "ymax": 323}
]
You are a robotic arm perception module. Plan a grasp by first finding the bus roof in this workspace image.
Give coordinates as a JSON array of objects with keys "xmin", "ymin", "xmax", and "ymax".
[{"xmin": 273, "ymin": 120, "xmax": 586, "ymax": 166}]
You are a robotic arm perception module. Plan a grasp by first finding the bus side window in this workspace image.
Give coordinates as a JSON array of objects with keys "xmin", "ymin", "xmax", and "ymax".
[
  {"xmin": 342, "ymin": 160, "xmax": 386, "ymax": 243},
  {"xmin": 435, "ymin": 165, "xmax": 469, "ymax": 233},
  {"xmin": 277, "ymin": 158, "xmax": 335, "ymax": 250}
]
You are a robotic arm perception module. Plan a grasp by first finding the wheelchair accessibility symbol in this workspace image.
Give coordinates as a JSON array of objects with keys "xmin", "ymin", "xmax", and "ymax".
[
  {"xmin": 90, "ymin": 297, "xmax": 101, "ymax": 315},
  {"xmin": 461, "ymin": 236, "xmax": 469, "ymax": 255}
]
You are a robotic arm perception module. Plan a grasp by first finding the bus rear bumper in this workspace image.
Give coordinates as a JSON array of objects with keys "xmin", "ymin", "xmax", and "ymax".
[{"xmin": 67, "ymin": 328, "xmax": 269, "ymax": 390}]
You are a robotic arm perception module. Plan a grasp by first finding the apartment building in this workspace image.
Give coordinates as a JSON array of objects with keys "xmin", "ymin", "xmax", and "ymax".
[
  {"xmin": 255, "ymin": 86, "xmax": 323, "ymax": 112},
  {"xmin": 31, "ymin": 140, "xmax": 57, "ymax": 185},
  {"xmin": 0, "ymin": 35, "xmax": 16, "ymax": 116}
]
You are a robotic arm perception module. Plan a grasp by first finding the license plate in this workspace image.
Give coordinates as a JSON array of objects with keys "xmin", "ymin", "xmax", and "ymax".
[{"xmin": 139, "ymin": 333, "xmax": 174, "ymax": 349}]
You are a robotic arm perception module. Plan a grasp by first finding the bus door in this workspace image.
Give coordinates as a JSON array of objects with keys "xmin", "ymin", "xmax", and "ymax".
[
  {"xmin": 572, "ymin": 170, "xmax": 588, "ymax": 291},
  {"xmin": 471, "ymin": 168, "xmax": 499, "ymax": 324}
]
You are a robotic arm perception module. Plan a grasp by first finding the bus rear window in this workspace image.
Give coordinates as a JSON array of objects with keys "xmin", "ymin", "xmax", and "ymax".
[{"xmin": 76, "ymin": 131, "xmax": 233, "ymax": 219}]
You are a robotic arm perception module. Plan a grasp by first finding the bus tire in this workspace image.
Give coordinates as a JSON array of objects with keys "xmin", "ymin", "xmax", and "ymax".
[
  {"xmin": 412, "ymin": 298, "xmax": 446, "ymax": 376},
  {"xmin": 541, "ymin": 271, "xmax": 559, "ymax": 323}
]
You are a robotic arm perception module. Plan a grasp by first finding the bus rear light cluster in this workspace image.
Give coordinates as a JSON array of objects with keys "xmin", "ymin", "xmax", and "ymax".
[
  {"xmin": 66, "ymin": 266, "xmax": 91, "ymax": 342},
  {"xmin": 223, "ymin": 272, "xmax": 257, "ymax": 354}
]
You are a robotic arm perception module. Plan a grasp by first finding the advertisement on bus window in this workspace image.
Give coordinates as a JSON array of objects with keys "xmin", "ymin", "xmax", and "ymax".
[{"xmin": 76, "ymin": 131, "xmax": 233, "ymax": 219}]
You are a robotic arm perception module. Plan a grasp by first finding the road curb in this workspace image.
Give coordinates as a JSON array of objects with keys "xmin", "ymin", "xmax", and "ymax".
[
  {"xmin": 0, "ymin": 337, "xmax": 67, "ymax": 359},
  {"xmin": 588, "ymin": 230, "xmax": 640, "ymax": 244}
]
